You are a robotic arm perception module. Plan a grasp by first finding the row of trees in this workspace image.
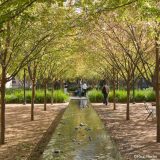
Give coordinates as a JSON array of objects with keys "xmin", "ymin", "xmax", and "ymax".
[
  {"xmin": 0, "ymin": 0, "xmax": 160, "ymax": 144},
  {"xmin": 0, "ymin": 0, "xmax": 121, "ymax": 145},
  {"xmin": 0, "ymin": 0, "xmax": 81, "ymax": 144},
  {"xmin": 76, "ymin": 1, "xmax": 160, "ymax": 141}
]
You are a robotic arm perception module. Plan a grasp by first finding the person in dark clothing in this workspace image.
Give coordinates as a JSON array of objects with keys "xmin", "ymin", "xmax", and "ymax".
[{"xmin": 102, "ymin": 83, "xmax": 109, "ymax": 105}]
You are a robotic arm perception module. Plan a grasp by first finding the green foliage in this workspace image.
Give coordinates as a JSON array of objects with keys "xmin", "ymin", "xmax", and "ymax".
[
  {"xmin": 5, "ymin": 89, "xmax": 69, "ymax": 103},
  {"xmin": 87, "ymin": 89, "xmax": 156, "ymax": 103},
  {"xmin": 133, "ymin": 89, "xmax": 155, "ymax": 102},
  {"xmin": 87, "ymin": 89, "xmax": 103, "ymax": 103},
  {"xmin": 68, "ymin": 86, "xmax": 79, "ymax": 92},
  {"xmin": 52, "ymin": 90, "xmax": 69, "ymax": 103},
  {"xmin": 109, "ymin": 90, "xmax": 127, "ymax": 103}
]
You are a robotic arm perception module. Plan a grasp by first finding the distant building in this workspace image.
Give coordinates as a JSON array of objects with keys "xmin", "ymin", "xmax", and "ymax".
[
  {"xmin": 6, "ymin": 77, "xmax": 21, "ymax": 88},
  {"xmin": 5, "ymin": 77, "xmax": 30, "ymax": 89}
]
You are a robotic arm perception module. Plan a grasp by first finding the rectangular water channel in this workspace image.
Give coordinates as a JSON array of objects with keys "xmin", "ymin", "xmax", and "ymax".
[{"xmin": 40, "ymin": 100, "xmax": 123, "ymax": 160}]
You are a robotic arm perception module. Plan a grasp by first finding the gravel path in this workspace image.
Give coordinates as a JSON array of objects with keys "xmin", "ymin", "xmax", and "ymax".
[
  {"xmin": 93, "ymin": 103, "xmax": 159, "ymax": 160},
  {"xmin": 0, "ymin": 103, "xmax": 68, "ymax": 160}
]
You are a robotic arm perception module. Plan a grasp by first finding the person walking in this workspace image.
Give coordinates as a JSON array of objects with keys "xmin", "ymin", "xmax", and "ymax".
[
  {"xmin": 82, "ymin": 82, "xmax": 87, "ymax": 96},
  {"xmin": 102, "ymin": 83, "xmax": 109, "ymax": 105},
  {"xmin": 79, "ymin": 79, "xmax": 83, "ymax": 96}
]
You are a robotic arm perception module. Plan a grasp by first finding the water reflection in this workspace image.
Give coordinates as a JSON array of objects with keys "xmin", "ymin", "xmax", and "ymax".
[
  {"xmin": 79, "ymin": 97, "xmax": 88, "ymax": 108},
  {"xmin": 40, "ymin": 100, "xmax": 123, "ymax": 160}
]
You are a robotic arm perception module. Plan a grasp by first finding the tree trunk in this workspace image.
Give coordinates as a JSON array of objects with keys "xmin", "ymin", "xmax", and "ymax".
[
  {"xmin": 44, "ymin": 82, "xmax": 47, "ymax": 111},
  {"xmin": 126, "ymin": 82, "xmax": 130, "ymax": 120},
  {"xmin": 31, "ymin": 80, "xmax": 35, "ymax": 121},
  {"xmin": 51, "ymin": 82, "xmax": 54, "ymax": 105},
  {"xmin": 117, "ymin": 72, "xmax": 119, "ymax": 90},
  {"xmin": 0, "ymin": 69, "xmax": 6, "ymax": 144},
  {"xmin": 132, "ymin": 72, "xmax": 135, "ymax": 104},
  {"xmin": 113, "ymin": 83, "xmax": 116, "ymax": 110},
  {"xmin": 155, "ymin": 29, "xmax": 160, "ymax": 142},
  {"xmin": 113, "ymin": 68, "xmax": 116, "ymax": 110},
  {"xmin": 23, "ymin": 69, "xmax": 26, "ymax": 105}
]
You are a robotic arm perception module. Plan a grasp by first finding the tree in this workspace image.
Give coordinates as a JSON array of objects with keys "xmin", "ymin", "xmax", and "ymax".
[
  {"xmin": 0, "ymin": 1, "xmax": 71, "ymax": 144},
  {"xmin": 0, "ymin": 17, "xmax": 51, "ymax": 144}
]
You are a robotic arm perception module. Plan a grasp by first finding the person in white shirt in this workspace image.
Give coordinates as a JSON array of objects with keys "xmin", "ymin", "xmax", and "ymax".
[
  {"xmin": 82, "ymin": 82, "xmax": 87, "ymax": 96},
  {"xmin": 64, "ymin": 82, "xmax": 68, "ymax": 94}
]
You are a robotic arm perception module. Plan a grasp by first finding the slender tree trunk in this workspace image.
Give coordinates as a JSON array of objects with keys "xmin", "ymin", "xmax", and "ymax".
[
  {"xmin": 0, "ymin": 22, "xmax": 10, "ymax": 144},
  {"xmin": 44, "ymin": 82, "xmax": 47, "ymax": 111},
  {"xmin": 113, "ymin": 68, "xmax": 116, "ymax": 110},
  {"xmin": 155, "ymin": 29, "xmax": 160, "ymax": 142},
  {"xmin": 113, "ymin": 83, "xmax": 116, "ymax": 110},
  {"xmin": 31, "ymin": 80, "xmax": 35, "ymax": 121},
  {"xmin": 23, "ymin": 69, "xmax": 26, "ymax": 105},
  {"xmin": 126, "ymin": 81, "xmax": 130, "ymax": 120},
  {"xmin": 51, "ymin": 82, "xmax": 54, "ymax": 105},
  {"xmin": 0, "ymin": 68, "xmax": 6, "ymax": 144},
  {"xmin": 117, "ymin": 72, "xmax": 119, "ymax": 90},
  {"xmin": 132, "ymin": 72, "xmax": 135, "ymax": 104}
]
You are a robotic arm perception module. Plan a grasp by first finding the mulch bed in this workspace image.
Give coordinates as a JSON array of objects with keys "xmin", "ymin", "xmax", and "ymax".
[
  {"xmin": 0, "ymin": 103, "xmax": 68, "ymax": 160},
  {"xmin": 93, "ymin": 103, "xmax": 160, "ymax": 160}
]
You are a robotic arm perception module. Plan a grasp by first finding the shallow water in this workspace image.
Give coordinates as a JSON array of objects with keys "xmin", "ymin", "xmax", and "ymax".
[{"xmin": 40, "ymin": 100, "xmax": 122, "ymax": 160}]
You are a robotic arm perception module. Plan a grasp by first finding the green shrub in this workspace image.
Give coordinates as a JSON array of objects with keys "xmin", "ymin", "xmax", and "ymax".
[
  {"xmin": 6, "ymin": 95, "xmax": 18, "ymax": 103},
  {"xmin": 133, "ymin": 89, "xmax": 155, "ymax": 102},
  {"xmin": 26, "ymin": 91, "xmax": 32, "ymax": 103},
  {"xmin": 5, "ymin": 88, "xmax": 156, "ymax": 103},
  {"xmin": 5, "ymin": 89, "xmax": 69, "ymax": 103},
  {"xmin": 145, "ymin": 90, "xmax": 155, "ymax": 102},
  {"xmin": 114, "ymin": 90, "xmax": 127, "ymax": 103},
  {"xmin": 88, "ymin": 89, "xmax": 155, "ymax": 103},
  {"xmin": 35, "ymin": 90, "xmax": 44, "ymax": 103},
  {"xmin": 87, "ymin": 89, "xmax": 103, "ymax": 103},
  {"xmin": 135, "ymin": 92, "xmax": 146, "ymax": 102},
  {"xmin": 52, "ymin": 90, "xmax": 69, "ymax": 103}
]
